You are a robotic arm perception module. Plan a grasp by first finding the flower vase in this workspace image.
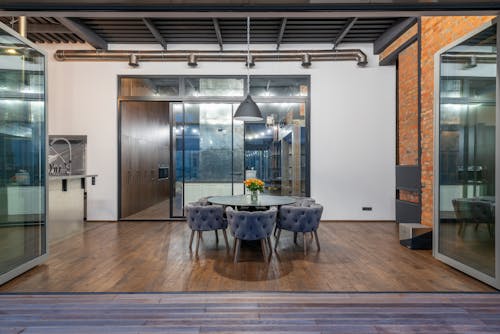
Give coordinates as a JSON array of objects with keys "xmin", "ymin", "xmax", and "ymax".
[{"xmin": 250, "ymin": 190, "xmax": 259, "ymax": 203}]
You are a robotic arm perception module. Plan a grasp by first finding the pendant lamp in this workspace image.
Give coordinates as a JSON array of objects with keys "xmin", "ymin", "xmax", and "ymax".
[{"xmin": 234, "ymin": 17, "xmax": 263, "ymax": 122}]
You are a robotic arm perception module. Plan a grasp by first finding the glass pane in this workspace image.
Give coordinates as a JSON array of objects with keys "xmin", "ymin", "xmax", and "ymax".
[
  {"xmin": 232, "ymin": 106, "xmax": 245, "ymax": 196},
  {"xmin": 0, "ymin": 28, "xmax": 46, "ymax": 276},
  {"xmin": 250, "ymin": 77, "xmax": 309, "ymax": 97},
  {"xmin": 184, "ymin": 78, "xmax": 244, "ymax": 97},
  {"xmin": 120, "ymin": 77, "xmax": 179, "ymax": 97},
  {"xmin": 183, "ymin": 103, "xmax": 234, "ymax": 204},
  {"xmin": 172, "ymin": 103, "xmax": 184, "ymax": 217},
  {"xmin": 243, "ymin": 102, "xmax": 307, "ymax": 196},
  {"xmin": 439, "ymin": 24, "xmax": 496, "ymax": 277}
]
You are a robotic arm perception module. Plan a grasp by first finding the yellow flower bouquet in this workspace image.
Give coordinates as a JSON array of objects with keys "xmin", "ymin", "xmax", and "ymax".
[{"xmin": 244, "ymin": 178, "xmax": 264, "ymax": 192}]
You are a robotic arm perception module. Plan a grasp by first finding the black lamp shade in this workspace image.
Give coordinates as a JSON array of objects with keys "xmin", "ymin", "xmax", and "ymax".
[{"xmin": 234, "ymin": 94, "xmax": 263, "ymax": 121}]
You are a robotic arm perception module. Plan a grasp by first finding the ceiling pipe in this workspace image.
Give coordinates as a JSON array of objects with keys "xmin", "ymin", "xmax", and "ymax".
[{"xmin": 54, "ymin": 49, "xmax": 368, "ymax": 67}]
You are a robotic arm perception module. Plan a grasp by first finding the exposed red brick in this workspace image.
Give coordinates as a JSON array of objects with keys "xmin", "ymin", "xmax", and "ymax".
[{"xmin": 420, "ymin": 16, "xmax": 494, "ymax": 226}]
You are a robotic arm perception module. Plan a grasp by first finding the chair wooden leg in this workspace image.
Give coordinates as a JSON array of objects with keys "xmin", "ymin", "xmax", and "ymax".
[
  {"xmin": 189, "ymin": 230, "xmax": 195, "ymax": 249},
  {"xmin": 303, "ymin": 233, "xmax": 307, "ymax": 256},
  {"xmin": 273, "ymin": 225, "xmax": 278, "ymax": 237},
  {"xmin": 222, "ymin": 229, "xmax": 230, "ymax": 252},
  {"xmin": 267, "ymin": 237, "xmax": 273, "ymax": 261},
  {"xmin": 261, "ymin": 239, "xmax": 268, "ymax": 262},
  {"xmin": 233, "ymin": 239, "xmax": 241, "ymax": 263},
  {"xmin": 294, "ymin": 232, "xmax": 298, "ymax": 244},
  {"xmin": 275, "ymin": 229, "xmax": 281, "ymax": 249},
  {"xmin": 215, "ymin": 230, "xmax": 219, "ymax": 245},
  {"xmin": 233, "ymin": 237, "xmax": 237, "ymax": 254},
  {"xmin": 195, "ymin": 231, "xmax": 202, "ymax": 256},
  {"xmin": 314, "ymin": 230, "xmax": 321, "ymax": 251}
]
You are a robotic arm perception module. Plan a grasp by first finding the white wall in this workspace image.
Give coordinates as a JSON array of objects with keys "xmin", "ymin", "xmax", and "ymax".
[{"xmin": 43, "ymin": 43, "xmax": 396, "ymax": 221}]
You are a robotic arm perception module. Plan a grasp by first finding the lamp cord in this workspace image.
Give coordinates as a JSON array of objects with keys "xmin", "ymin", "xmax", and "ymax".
[{"xmin": 246, "ymin": 16, "xmax": 250, "ymax": 95}]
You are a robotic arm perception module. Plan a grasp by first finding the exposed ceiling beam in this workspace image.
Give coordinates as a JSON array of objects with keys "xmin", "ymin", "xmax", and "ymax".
[
  {"xmin": 333, "ymin": 17, "xmax": 357, "ymax": 49},
  {"xmin": 142, "ymin": 18, "xmax": 168, "ymax": 50},
  {"xmin": 276, "ymin": 17, "xmax": 287, "ymax": 50},
  {"xmin": 373, "ymin": 17, "xmax": 418, "ymax": 54},
  {"xmin": 57, "ymin": 17, "xmax": 107, "ymax": 50},
  {"xmin": 212, "ymin": 18, "xmax": 223, "ymax": 51},
  {"xmin": 0, "ymin": 11, "xmax": 496, "ymax": 18},
  {"xmin": 27, "ymin": 23, "xmax": 70, "ymax": 33}
]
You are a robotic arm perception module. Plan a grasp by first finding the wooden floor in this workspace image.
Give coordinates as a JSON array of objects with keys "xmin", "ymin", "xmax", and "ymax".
[
  {"xmin": 1, "ymin": 292, "xmax": 500, "ymax": 333},
  {"xmin": 124, "ymin": 199, "xmax": 170, "ymax": 220},
  {"xmin": 0, "ymin": 221, "xmax": 495, "ymax": 292}
]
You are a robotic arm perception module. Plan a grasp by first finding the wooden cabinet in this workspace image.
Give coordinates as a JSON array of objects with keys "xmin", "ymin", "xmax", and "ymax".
[{"xmin": 120, "ymin": 101, "xmax": 170, "ymax": 218}]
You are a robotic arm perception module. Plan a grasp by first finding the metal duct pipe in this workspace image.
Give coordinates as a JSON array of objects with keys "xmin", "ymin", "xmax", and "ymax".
[
  {"xmin": 54, "ymin": 49, "xmax": 368, "ymax": 67},
  {"xmin": 18, "ymin": 16, "xmax": 27, "ymax": 37}
]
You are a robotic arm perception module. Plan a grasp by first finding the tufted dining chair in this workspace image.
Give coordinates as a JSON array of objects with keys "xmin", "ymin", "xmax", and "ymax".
[
  {"xmin": 226, "ymin": 206, "xmax": 277, "ymax": 263},
  {"xmin": 275, "ymin": 204, "xmax": 323, "ymax": 255},
  {"xmin": 291, "ymin": 196, "xmax": 316, "ymax": 207},
  {"xmin": 186, "ymin": 202, "xmax": 229, "ymax": 256},
  {"xmin": 273, "ymin": 197, "xmax": 316, "ymax": 237}
]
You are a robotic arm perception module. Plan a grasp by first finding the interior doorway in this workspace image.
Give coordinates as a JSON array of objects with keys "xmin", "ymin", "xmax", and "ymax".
[{"xmin": 119, "ymin": 101, "xmax": 171, "ymax": 220}]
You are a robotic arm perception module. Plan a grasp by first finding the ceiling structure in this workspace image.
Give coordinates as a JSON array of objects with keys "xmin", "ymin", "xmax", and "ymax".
[{"xmin": 0, "ymin": 16, "xmax": 407, "ymax": 50}]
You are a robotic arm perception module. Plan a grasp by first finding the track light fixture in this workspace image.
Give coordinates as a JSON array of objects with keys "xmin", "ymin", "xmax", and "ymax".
[
  {"xmin": 188, "ymin": 54, "xmax": 198, "ymax": 67},
  {"xmin": 302, "ymin": 53, "xmax": 312, "ymax": 68},
  {"xmin": 128, "ymin": 54, "xmax": 139, "ymax": 67}
]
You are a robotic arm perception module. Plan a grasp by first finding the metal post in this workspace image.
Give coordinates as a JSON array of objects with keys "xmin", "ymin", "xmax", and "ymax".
[{"xmin": 19, "ymin": 16, "xmax": 27, "ymax": 37}]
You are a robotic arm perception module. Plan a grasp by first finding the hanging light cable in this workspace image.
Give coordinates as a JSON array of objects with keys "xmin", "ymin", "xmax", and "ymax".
[{"xmin": 234, "ymin": 17, "xmax": 263, "ymax": 122}]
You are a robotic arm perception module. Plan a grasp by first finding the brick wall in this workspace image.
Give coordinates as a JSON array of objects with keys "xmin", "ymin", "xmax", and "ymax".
[
  {"xmin": 397, "ymin": 41, "xmax": 419, "ymax": 203},
  {"xmin": 419, "ymin": 16, "xmax": 494, "ymax": 226}
]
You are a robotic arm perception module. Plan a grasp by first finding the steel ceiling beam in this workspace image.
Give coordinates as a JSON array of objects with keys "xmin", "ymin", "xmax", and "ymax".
[
  {"xmin": 373, "ymin": 17, "xmax": 417, "ymax": 54},
  {"xmin": 332, "ymin": 17, "xmax": 357, "ymax": 49},
  {"xmin": 142, "ymin": 18, "xmax": 168, "ymax": 50},
  {"xmin": 276, "ymin": 17, "xmax": 287, "ymax": 50},
  {"xmin": 57, "ymin": 17, "xmax": 107, "ymax": 50},
  {"xmin": 212, "ymin": 18, "xmax": 223, "ymax": 50},
  {"xmin": 27, "ymin": 23, "xmax": 71, "ymax": 33}
]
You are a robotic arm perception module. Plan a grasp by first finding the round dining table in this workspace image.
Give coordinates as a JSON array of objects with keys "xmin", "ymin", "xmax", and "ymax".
[{"xmin": 208, "ymin": 194, "xmax": 296, "ymax": 209}]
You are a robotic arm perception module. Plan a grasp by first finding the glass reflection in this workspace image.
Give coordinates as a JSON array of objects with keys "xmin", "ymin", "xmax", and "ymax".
[
  {"xmin": 244, "ymin": 103, "xmax": 307, "ymax": 196},
  {"xmin": 438, "ymin": 24, "xmax": 496, "ymax": 277},
  {"xmin": 0, "ymin": 28, "xmax": 46, "ymax": 277},
  {"xmin": 182, "ymin": 103, "xmax": 235, "ymax": 204}
]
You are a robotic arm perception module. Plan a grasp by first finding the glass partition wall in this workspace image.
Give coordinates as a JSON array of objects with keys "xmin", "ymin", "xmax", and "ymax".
[
  {"xmin": 435, "ymin": 22, "xmax": 500, "ymax": 288},
  {"xmin": 0, "ymin": 23, "xmax": 47, "ymax": 285},
  {"xmin": 119, "ymin": 76, "xmax": 310, "ymax": 219}
]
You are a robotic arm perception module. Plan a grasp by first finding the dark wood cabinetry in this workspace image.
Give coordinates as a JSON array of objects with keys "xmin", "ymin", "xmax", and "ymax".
[{"xmin": 120, "ymin": 101, "xmax": 170, "ymax": 218}]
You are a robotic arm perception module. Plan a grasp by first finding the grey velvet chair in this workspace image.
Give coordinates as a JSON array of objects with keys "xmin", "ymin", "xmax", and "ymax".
[
  {"xmin": 275, "ymin": 204, "xmax": 323, "ymax": 255},
  {"xmin": 186, "ymin": 202, "xmax": 229, "ymax": 256},
  {"xmin": 274, "ymin": 197, "xmax": 316, "ymax": 237},
  {"xmin": 197, "ymin": 197, "xmax": 212, "ymax": 206},
  {"xmin": 291, "ymin": 196, "xmax": 316, "ymax": 207},
  {"xmin": 226, "ymin": 206, "xmax": 277, "ymax": 263}
]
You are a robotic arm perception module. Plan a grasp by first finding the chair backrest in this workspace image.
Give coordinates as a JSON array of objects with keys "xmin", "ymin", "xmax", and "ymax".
[
  {"xmin": 452, "ymin": 198, "xmax": 474, "ymax": 221},
  {"xmin": 470, "ymin": 200, "xmax": 494, "ymax": 224},
  {"xmin": 291, "ymin": 196, "xmax": 316, "ymax": 207},
  {"xmin": 279, "ymin": 204, "xmax": 323, "ymax": 232},
  {"xmin": 186, "ymin": 203, "xmax": 225, "ymax": 231},
  {"xmin": 197, "ymin": 197, "xmax": 212, "ymax": 206},
  {"xmin": 226, "ymin": 207, "xmax": 277, "ymax": 241}
]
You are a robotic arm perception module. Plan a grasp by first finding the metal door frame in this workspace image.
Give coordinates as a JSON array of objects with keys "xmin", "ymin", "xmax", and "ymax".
[
  {"xmin": 0, "ymin": 22, "xmax": 49, "ymax": 285},
  {"xmin": 433, "ymin": 19, "xmax": 500, "ymax": 289}
]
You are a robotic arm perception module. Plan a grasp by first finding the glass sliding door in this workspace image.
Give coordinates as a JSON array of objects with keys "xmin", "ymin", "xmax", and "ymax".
[
  {"xmin": 181, "ymin": 103, "xmax": 240, "ymax": 205},
  {"xmin": 435, "ymin": 23, "xmax": 499, "ymax": 288},
  {"xmin": 0, "ymin": 23, "xmax": 47, "ymax": 284},
  {"xmin": 243, "ymin": 102, "xmax": 308, "ymax": 196},
  {"xmin": 119, "ymin": 75, "xmax": 310, "ymax": 218}
]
